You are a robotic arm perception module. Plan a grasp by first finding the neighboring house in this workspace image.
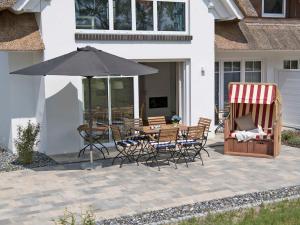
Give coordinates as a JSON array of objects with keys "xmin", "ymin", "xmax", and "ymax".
[
  {"xmin": 0, "ymin": 0, "xmax": 299, "ymax": 155},
  {"xmin": 215, "ymin": 0, "xmax": 300, "ymax": 129}
]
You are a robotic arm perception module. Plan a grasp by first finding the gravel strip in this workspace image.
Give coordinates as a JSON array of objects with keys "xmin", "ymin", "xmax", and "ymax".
[
  {"xmin": 97, "ymin": 185, "xmax": 300, "ymax": 225},
  {"xmin": 0, "ymin": 149, "xmax": 57, "ymax": 172}
]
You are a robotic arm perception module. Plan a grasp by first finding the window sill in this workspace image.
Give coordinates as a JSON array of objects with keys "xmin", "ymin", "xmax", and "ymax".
[
  {"xmin": 262, "ymin": 13, "xmax": 286, "ymax": 18},
  {"xmin": 75, "ymin": 33, "xmax": 193, "ymax": 42}
]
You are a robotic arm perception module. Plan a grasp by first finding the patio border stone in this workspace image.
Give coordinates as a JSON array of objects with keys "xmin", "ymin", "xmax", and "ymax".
[{"xmin": 97, "ymin": 185, "xmax": 300, "ymax": 225}]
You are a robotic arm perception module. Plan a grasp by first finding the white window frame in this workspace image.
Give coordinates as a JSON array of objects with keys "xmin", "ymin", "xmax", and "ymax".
[
  {"xmin": 283, "ymin": 59, "xmax": 299, "ymax": 70},
  {"xmin": 244, "ymin": 60, "xmax": 262, "ymax": 82},
  {"xmin": 217, "ymin": 58, "xmax": 265, "ymax": 110},
  {"xmin": 76, "ymin": 0, "xmax": 190, "ymax": 35},
  {"xmin": 262, "ymin": 0, "xmax": 286, "ymax": 18}
]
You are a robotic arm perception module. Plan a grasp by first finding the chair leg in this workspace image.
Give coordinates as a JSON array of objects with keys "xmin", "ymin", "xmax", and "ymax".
[
  {"xmin": 177, "ymin": 146, "xmax": 189, "ymax": 168},
  {"xmin": 112, "ymin": 152, "xmax": 122, "ymax": 165},
  {"xmin": 169, "ymin": 149, "xmax": 177, "ymax": 169},
  {"xmin": 202, "ymin": 147, "xmax": 210, "ymax": 157},
  {"xmin": 92, "ymin": 144, "xmax": 106, "ymax": 159},
  {"xmin": 78, "ymin": 145, "xmax": 88, "ymax": 157}
]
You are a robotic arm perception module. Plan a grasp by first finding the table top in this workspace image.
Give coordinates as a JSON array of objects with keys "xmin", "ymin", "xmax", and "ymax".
[{"xmin": 134, "ymin": 124, "xmax": 188, "ymax": 135}]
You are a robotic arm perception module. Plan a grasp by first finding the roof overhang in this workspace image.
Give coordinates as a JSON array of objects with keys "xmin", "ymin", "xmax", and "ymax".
[
  {"xmin": 216, "ymin": 19, "xmax": 300, "ymax": 51},
  {"xmin": 0, "ymin": 0, "xmax": 16, "ymax": 11},
  {"xmin": 208, "ymin": 0, "xmax": 243, "ymax": 21},
  {"xmin": 0, "ymin": 10, "xmax": 44, "ymax": 51}
]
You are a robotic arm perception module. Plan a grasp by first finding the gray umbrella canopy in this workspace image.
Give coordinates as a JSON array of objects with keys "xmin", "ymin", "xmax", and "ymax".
[
  {"xmin": 11, "ymin": 46, "xmax": 158, "ymax": 168},
  {"xmin": 11, "ymin": 46, "xmax": 158, "ymax": 76}
]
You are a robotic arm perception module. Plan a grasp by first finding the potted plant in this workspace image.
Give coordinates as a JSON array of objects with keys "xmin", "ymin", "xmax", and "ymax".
[
  {"xmin": 171, "ymin": 115, "xmax": 182, "ymax": 127},
  {"xmin": 14, "ymin": 120, "xmax": 40, "ymax": 165}
]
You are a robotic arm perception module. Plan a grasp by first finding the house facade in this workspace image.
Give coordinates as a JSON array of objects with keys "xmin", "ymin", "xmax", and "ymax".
[
  {"xmin": 215, "ymin": 0, "xmax": 300, "ymax": 129},
  {"xmin": 0, "ymin": 0, "xmax": 299, "ymax": 155}
]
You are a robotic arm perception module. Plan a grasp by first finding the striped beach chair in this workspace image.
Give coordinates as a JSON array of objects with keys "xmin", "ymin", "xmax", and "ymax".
[{"xmin": 224, "ymin": 83, "xmax": 282, "ymax": 158}]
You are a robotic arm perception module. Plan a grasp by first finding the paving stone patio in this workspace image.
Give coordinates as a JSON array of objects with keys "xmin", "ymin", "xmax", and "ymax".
[{"xmin": 0, "ymin": 144, "xmax": 300, "ymax": 225}]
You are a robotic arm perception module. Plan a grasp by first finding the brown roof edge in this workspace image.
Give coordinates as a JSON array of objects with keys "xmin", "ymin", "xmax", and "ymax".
[
  {"xmin": 215, "ymin": 21, "xmax": 249, "ymax": 50},
  {"xmin": 216, "ymin": 19, "xmax": 300, "ymax": 51},
  {"xmin": 234, "ymin": 0, "xmax": 258, "ymax": 17},
  {"xmin": 0, "ymin": 0, "xmax": 16, "ymax": 11},
  {"xmin": 0, "ymin": 10, "xmax": 44, "ymax": 51}
]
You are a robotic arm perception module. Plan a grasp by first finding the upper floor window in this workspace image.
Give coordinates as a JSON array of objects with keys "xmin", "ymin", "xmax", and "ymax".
[
  {"xmin": 262, "ymin": 0, "xmax": 286, "ymax": 18},
  {"xmin": 158, "ymin": 2, "xmax": 185, "ymax": 31},
  {"xmin": 75, "ymin": 0, "xmax": 188, "ymax": 34},
  {"xmin": 75, "ymin": 0, "xmax": 109, "ymax": 30},
  {"xmin": 114, "ymin": 0, "xmax": 132, "ymax": 30}
]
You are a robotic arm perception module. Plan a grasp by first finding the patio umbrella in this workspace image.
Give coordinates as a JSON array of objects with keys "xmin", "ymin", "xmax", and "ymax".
[{"xmin": 11, "ymin": 46, "xmax": 158, "ymax": 167}]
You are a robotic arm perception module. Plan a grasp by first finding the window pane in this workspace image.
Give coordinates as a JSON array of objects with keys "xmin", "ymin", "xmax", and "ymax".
[
  {"xmin": 114, "ymin": 0, "xmax": 132, "ymax": 30},
  {"xmin": 224, "ymin": 62, "xmax": 232, "ymax": 72},
  {"xmin": 264, "ymin": 0, "xmax": 283, "ymax": 14},
  {"xmin": 158, "ymin": 2, "xmax": 185, "ymax": 31},
  {"xmin": 245, "ymin": 72, "xmax": 261, "ymax": 82},
  {"xmin": 233, "ymin": 62, "xmax": 241, "ymax": 71},
  {"xmin": 83, "ymin": 78, "xmax": 109, "ymax": 142},
  {"xmin": 291, "ymin": 60, "xmax": 299, "ymax": 69},
  {"xmin": 245, "ymin": 61, "xmax": 253, "ymax": 71},
  {"xmin": 284, "ymin": 60, "xmax": 290, "ymax": 69},
  {"xmin": 254, "ymin": 61, "xmax": 261, "ymax": 71},
  {"xmin": 75, "ymin": 0, "xmax": 109, "ymax": 30},
  {"xmin": 136, "ymin": 0, "xmax": 153, "ymax": 31},
  {"xmin": 111, "ymin": 78, "xmax": 134, "ymax": 125},
  {"xmin": 224, "ymin": 72, "xmax": 240, "ymax": 104}
]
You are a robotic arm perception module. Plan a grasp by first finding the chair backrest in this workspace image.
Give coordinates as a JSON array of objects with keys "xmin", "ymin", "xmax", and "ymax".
[
  {"xmin": 186, "ymin": 126, "xmax": 205, "ymax": 140},
  {"xmin": 123, "ymin": 118, "xmax": 143, "ymax": 135},
  {"xmin": 111, "ymin": 125, "xmax": 122, "ymax": 142},
  {"xmin": 158, "ymin": 128, "xmax": 179, "ymax": 143},
  {"xmin": 148, "ymin": 116, "xmax": 166, "ymax": 126},
  {"xmin": 198, "ymin": 117, "xmax": 211, "ymax": 135}
]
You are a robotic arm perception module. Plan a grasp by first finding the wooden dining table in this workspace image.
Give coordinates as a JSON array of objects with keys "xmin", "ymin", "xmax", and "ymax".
[{"xmin": 134, "ymin": 124, "xmax": 188, "ymax": 135}]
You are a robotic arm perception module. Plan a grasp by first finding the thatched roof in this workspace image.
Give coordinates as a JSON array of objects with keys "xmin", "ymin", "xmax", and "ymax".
[
  {"xmin": 234, "ymin": 0, "xmax": 258, "ymax": 17},
  {"xmin": 216, "ymin": 19, "xmax": 300, "ymax": 51},
  {"xmin": 0, "ymin": 0, "xmax": 15, "ymax": 11},
  {"xmin": 0, "ymin": 10, "xmax": 44, "ymax": 51}
]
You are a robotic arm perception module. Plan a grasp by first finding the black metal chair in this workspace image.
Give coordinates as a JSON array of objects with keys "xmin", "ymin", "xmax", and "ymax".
[
  {"xmin": 146, "ymin": 128, "xmax": 179, "ymax": 170},
  {"xmin": 111, "ymin": 125, "xmax": 140, "ymax": 168},
  {"xmin": 77, "ymin": 124, "xmax": 109, "ymax": 158},
  {"xmin": 177, "ymin": 125, "xmax": 206, "ymax": 166}
]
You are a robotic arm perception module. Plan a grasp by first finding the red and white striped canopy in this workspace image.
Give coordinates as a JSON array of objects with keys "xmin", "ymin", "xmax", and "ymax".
[{"xmin": 229, "ymin": 83, "xmax": 276, "ymax": 105}]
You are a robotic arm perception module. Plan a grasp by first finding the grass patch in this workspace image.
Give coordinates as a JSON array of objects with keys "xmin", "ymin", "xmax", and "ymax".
[
  {"xmin": 282, "ymin": 130, "xmax": 300, "ymax": 148},
  {"xmin": 175, "ymin": 199, "xmax": 300, "ymax": 225}
]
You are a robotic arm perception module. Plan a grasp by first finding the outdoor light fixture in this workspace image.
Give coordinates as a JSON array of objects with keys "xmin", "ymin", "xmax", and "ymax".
[{"xmin": 201, "ymin": 67, "xmax": 205, "ymax": 76}]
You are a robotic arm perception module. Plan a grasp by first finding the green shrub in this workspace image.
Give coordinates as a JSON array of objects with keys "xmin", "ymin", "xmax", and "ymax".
[
  {"xmin": 14, "ymin": 120, "xmax": 40, "ymax": 164},
  {"xmin": 53, "ymin": 208, "xmax": 96, "ymax": 225},
  {"xmin": 287, "ymin": 136, "xmax": 300, "ymax": 147},
  {"xmin": 281, "ymin": 130, "xmax": 295, "ymax": 142}
]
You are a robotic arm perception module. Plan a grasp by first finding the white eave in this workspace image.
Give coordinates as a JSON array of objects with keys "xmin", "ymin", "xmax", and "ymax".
[
  {"xmin": 207, "ymin": 0, "xmax": 244, "ymax": 21},
  {"xmin": 11, "ymin": 0, "xmax": 47, "ymax": 13}
]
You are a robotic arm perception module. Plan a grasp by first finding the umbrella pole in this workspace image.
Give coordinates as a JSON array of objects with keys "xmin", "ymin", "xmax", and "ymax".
[{"xmin": 88, "ymin": 76, "xmax": 94, "ymax": 168}]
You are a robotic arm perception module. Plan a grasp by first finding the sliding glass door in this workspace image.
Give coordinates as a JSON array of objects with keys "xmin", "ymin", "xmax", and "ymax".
[{"xmin": 82, "ymin": 77, "xmax": 134, "ymax": 143}]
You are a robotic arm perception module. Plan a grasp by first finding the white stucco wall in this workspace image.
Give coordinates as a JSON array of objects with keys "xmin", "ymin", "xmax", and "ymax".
[
  {"xmin": 37, "ymin": 0, "xmax": 215, "ymax": 155},
  {"xmin": 216, "ymin": 50, "xmax": 300, "ymax": 83},
  {"xmin": 0, "ymin": 51, "xmax": 42, "ymax": 153}
]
